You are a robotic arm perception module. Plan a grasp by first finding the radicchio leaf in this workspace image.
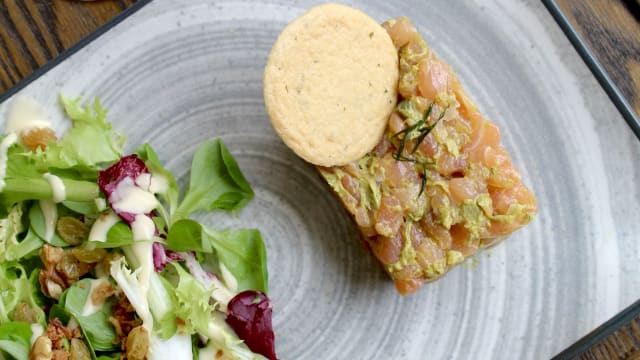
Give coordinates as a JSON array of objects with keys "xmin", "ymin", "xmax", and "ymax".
[
  {"xmin": 152, "ymin": 242, "xmax": 184, "ymax": 272},
  {"xmin": 97, "ymin": 154, "xmax": 149, "ymax": 224},
  {"xmin": 226, "ymin": 291, "xmax": 277, "ymax": 360}
]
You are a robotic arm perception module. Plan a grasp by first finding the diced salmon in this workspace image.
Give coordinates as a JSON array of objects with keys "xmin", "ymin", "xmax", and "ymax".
[
  {"xmin": 369, "ymin": 233, "xmax": 402, "ymax": 265},
  {"xmin": 395, "ymin": 278, "xmax": 423, "ymax": 296},
  {"xmin": 382, "ymin": 17, "xmax": 419, "ymax": 48},
  {"xmin": 417, "ymin": 59, "xmax": 450, "ymax": 102},
  {"xmin": 319, "ymin": 16, "xmax": 537, "ymax": 295},
  {"xmin": 448, "ymin": 177, "xmax": 479, "ymax": 205}
]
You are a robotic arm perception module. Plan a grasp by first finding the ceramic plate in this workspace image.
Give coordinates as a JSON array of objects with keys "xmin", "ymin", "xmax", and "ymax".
[{"xmin": 1, "ymin": 1, "xmax": 639, "ymax": 358}]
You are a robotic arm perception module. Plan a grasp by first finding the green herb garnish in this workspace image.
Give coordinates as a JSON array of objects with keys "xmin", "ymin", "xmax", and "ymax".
[{"xmin": 391, "ymin": 104, "xmax": 447, "ymax": 197}]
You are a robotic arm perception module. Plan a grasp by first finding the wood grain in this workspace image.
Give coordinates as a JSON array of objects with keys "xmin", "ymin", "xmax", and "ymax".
[
  {"xmin": 575, "ymin": 319, "xmax": 640, "ymax": 359},
  {"xmin": 555, "ymin": 0, "xmax": 640, "ymax": 120},
  {"xmin": 0, "ymin": 0, "xmax": 136, "ymax": 92}
]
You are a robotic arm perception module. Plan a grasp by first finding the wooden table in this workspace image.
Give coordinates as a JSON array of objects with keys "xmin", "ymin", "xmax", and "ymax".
[{"xmin": 0, "ymin": 1, "xmax": 639, "ymax": 359}]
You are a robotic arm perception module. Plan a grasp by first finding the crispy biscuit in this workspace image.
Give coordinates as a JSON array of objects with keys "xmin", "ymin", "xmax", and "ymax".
[{"xmin": 264, "ymin": 3, "xmax": 398, "ymax": 166}]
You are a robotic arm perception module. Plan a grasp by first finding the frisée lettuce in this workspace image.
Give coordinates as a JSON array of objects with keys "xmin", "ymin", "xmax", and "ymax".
[{"xmin": 0, "ymin": 95, "xmax": 277, "ymax": 360}]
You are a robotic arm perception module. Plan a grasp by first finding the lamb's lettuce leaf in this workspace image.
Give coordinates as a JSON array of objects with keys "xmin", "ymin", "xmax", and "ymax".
[
  {"xmin": 63, "ymin": 279, "xmax": 118, "ymax": 352},
  {"xmin": 172, "ymin": 140, "xmax": 253, "ymax": 222},
  {"xmin": 166, "ymin": 219, "xmax": 267, "ymax": 293},
  {"xmin": 0, "ymin": 321, "xmax": 32, "ymax": 360},
  {"xmin": 0, "ymin": 262, "xmax": 45, "ymax": 327}
]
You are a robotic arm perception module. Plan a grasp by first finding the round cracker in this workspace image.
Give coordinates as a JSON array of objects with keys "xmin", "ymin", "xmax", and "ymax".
[{"xmin": 264, "ymin": 3, "xmax": 398, "ymax": 166}]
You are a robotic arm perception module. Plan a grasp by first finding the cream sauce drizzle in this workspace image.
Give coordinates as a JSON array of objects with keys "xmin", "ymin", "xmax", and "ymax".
[
  {"xmin": 88, "ymin": 211, "xmax": 120, "ymax": 243},
  {"xmin": 39, "ymin": 199, "xmax": 57, "ymax": 243},
  {"xmin": 109, "ymin": 177, "xmax": 158, "ymax": 214},
  {"xmin": 149, "ymin": 174, "xmax": 169, "ymax": 194},
  {"xmin": 81, "ymin": 278, "xmax": 111, "ymax": 316},
  {"xmin": 219, "ymin": 263, "xmax": 238, "ymax": 294},
  {"xmin": 6, "ymin": 96, "xmax": 52, "ymax": 136},
  {"xmin": 43, "ymin": 172, "xmax": 66, "ymax": 203}
]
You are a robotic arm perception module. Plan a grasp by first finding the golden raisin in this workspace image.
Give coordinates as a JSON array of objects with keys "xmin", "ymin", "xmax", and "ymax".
[
  {"xmin": 125, "ymin": 326, "xmax": 149, "ymax": 360},
  {"xmin": 21, "ymin": 127, "xmax": 56, "ymax": 151},
  {"xmin": 56, "ymin": 253, "xmax": 92, "ymax": 282},
  {"xmin": 56, "ymin": 217, "xmax": 87, "ymax": 245},
  {"xmin": 70, "ymin": 247, "xmax": 107, "ymax": 264},
  {"xmin": 29, "ymin": 335, "xmax": 52, "ymax": 360}
]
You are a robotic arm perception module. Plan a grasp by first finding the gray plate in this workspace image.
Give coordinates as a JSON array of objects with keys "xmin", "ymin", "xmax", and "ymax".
[{"xmin": 1, "ymin": 1, "xmax": 639, "ymax": 359}]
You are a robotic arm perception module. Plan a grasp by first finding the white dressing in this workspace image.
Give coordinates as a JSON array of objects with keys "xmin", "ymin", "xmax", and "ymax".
[
  {"xmin": 149, "ymin": 333, "xmax": 193, "ymax": 360},
  {"xmin": 131, "ymin": 214, "xmax": 156, "ymax": 297},
  {"xmin": 219, "ymin": 263, "xmax": 238, "ymax": 293},
  {"xmin": 0, "ymin": 132, "xmax": 17, "ymax": 192},
  {"xmin": 6, "ymin": 96, "xmax": 52, "ymax": 136},
  {"xmin": 29, "ymin": 323, "xmax": 44, "ymax": 346},
  {"xmin": 88, "ymin": 211, "xmax": 120, "ymax": 242},
  {"xmin": 39, "ymin": 199, "xmax": 57, "ymax": 243},
  {"xmin": 43, "ymin": 172, "xmax": 66, "ymax": 203},
  {"xmin": 149, "ymin": 173, "xmax": 169, "ymax": 194},
  {"xmin": 81, "ymin": 278, "xmax": 111, "ymax": 316},
  {"xmin": 131, "ymin": 214, "xmax": 156, "ymax": 241},
  {"xmin": 131, "ymin": 241, "xmax": 153, "ymax": 297},
  {"xmin": 135, "ymin": 173, "xmax": 151, "ymax": 190},
  {"xmin": 109, "ymin": 177, "xmax": 158, "ymax": 214}
]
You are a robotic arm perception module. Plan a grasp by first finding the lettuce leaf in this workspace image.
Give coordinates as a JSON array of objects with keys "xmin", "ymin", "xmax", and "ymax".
[
  {"xmin": 172, "ymin": 139, "xmax": 253, "ymax": 222},
  {"xmin": 62, "ymin": 279, "xmax": 118, "ymax": 352},
  {"xmin": 0, "ymin": 203, "xmax": 42, "ymax": 262},
  {"xmin": 0, "ymin": 262, "xmax": 45, "ymax": 327},
  {"xmin": 170, "ymin": 263, "xmax": 215, "ymax": 335},
  {"xmin": 0, "ymin": 321, "xmax": 32, "ymax": 360},
  {"xmin": 28, "ymin": 203, "xmax": 68, "ymax": 247},
  {"xmin": 166, "ymin": 219, "xmax": 267, "ymax": 294},
  {"xmin": 109, "ymin": 257, "xmax": 178, "ymax": 339},
  {"xmin": 0, "ymin": 140, "xmax": 100, "ymax": 209},
  {"xmin": 88, "ymin": 222, "xmax": 136, "ymax": 249},
  {"xmin": 29, "ymin": 95, "xmax": 125, "ymax": 173}
]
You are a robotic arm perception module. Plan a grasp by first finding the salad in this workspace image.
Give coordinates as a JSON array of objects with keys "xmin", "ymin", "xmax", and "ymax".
[{"xmin": 0, "ymin": 95, "xmax": 277, "ymax": 360}]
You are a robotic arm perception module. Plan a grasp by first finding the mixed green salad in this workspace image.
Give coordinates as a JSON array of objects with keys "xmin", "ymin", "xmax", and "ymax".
[{"xmin": 0, "ymin": 95, "xmax": 277, "ymax": 360}]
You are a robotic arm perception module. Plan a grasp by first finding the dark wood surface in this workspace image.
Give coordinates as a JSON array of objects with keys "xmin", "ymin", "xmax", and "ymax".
[
  {"xmin": 0, "ymin": 1, "xmax": 639, "ymax": 359},
  {"xmin": 555, "ymin": 0, "xmax": 640, "ymax": 129},
  {"xmin": 0, "ymin": 0, "xmax": 136, "ymax": 92}
]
